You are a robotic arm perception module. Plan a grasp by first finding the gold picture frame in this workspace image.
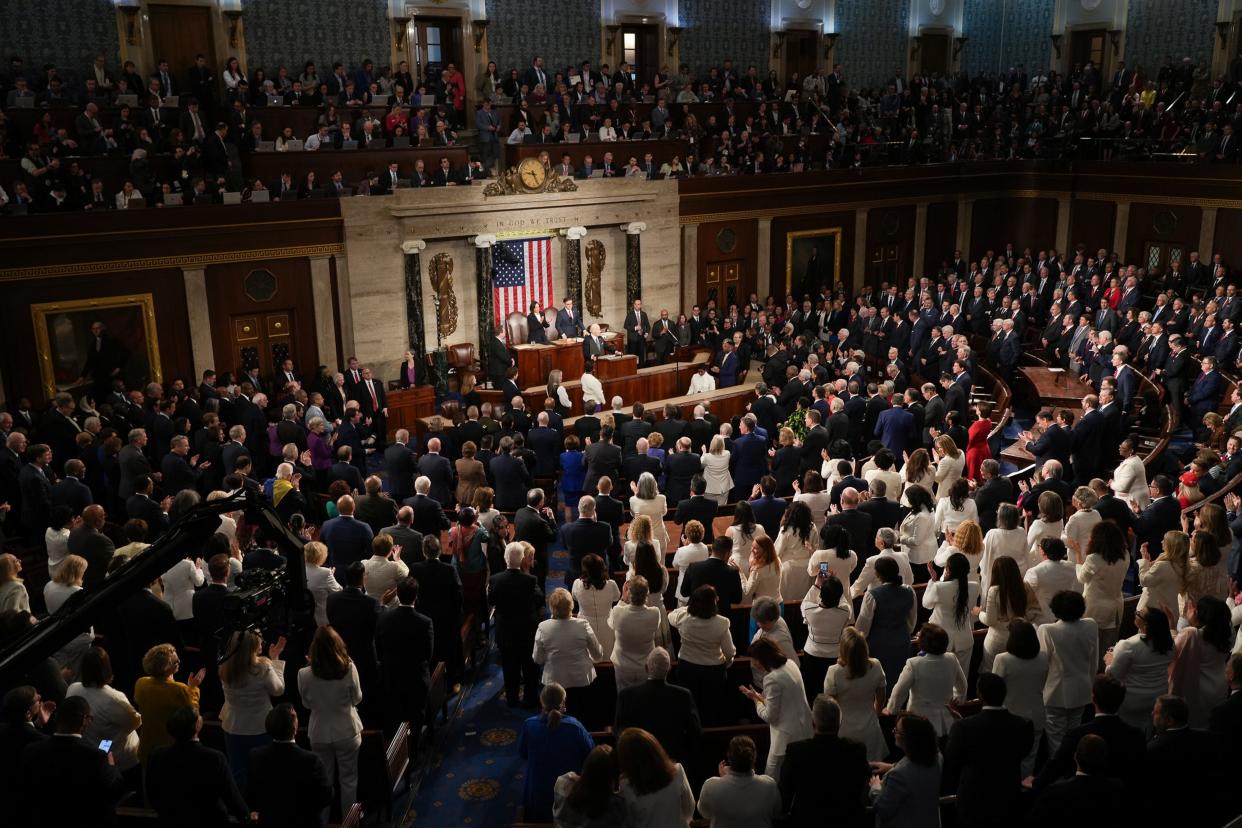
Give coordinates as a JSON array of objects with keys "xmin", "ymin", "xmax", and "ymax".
[
  {"xmin": 785, "ymin": 227, "xmax": 843, "ymax": 294},
  {"xmin": 32, "ymin": 294, "xmax": 162, "ymax": 400}
]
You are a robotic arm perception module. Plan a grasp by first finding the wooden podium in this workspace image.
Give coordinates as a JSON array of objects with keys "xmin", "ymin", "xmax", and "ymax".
[
  {"xmin": 512, "ymin": 332, "xmax": 622, "ymax": 388},
  {"xmin": 387, "ymin": 386, "xmax": 435, "ymax": 440},
  {"xmin": 594, "ymin": 354, "xmax": 639, "ymax": 379},
  {"xmin": 1019, "ymin": 367, "xmax": 1087, "ymax": 409}
]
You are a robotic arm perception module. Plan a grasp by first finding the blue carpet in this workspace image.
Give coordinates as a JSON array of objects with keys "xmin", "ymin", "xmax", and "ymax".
[{"xmin": 398, "ymin": 547, "xmax": 572, "ymax": 827}]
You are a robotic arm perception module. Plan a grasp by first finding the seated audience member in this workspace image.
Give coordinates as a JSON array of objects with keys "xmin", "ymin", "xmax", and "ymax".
[
  {"xmin": 869, "ymin": 713, "xmax": 941, "ymax": 827},
  {"xmin": 146, "ymin": 704, "xmax": 249, "ymax": 825}
]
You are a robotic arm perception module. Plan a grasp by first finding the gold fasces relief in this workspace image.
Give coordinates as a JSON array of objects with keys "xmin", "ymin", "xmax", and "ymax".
[
  {"xmin": 585, "ymin": 239, "xmax": 606, "ymax": 318},
  {"xmin": 429, "ymin": 252, "xmax": 459, "ymax": 340}
]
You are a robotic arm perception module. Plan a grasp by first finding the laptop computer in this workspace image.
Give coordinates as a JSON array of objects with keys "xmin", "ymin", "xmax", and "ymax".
[
  {"xmin": 13, "ymin": 97, "xmax": 33, "ymax": 108},
  {"xmin": 285, "ymin": 139, "xmax": 304, "ymax": 151},
  {"xmin": 589, "ymin": 170, "xmax": 604, "ymax": 178},
  {"xmin": 641, "ymin": 95, "xmax": 654, "ymax": 104},
  {"xmin": 522, "ymin": 134, "xmax": 540, "ymax": 144},
  {"xmin": 566, "ymin": 134, "xmax": 581, "ymax": 143},
  {"xmin": 163, "ymin": 95, "xmax": 179, "ymax": 107},
  {"xmin": 339, "ymin": 140, "xmax": 357, "ymax": 149},
  {"xmin": 391, "ymin": 137, "xmax": 411, "ymax": 148},
  {"xmin": 371, "ymin": 94, "xmax": 390, "ymax": 107},
  {"xmin": 266, "ymin": 93, "xmax": 284, "ymax": 106},
  {"xmin": 222, "ymin": 191, "xmax": 242, "ymax": 204},
  {"xmin": 164, "ymin": 192, "xmax": 184, "ymax": 205},
  {"xmin": 250, "ymin": 190, "xmax": 270, "ymax": 202},
  {"xmin": 116, "ymin": 94, "xmax": 138, "ymax": 107},
  {"xmin": 256, "ymin": 141, "xmax": 275, "ymax": 152}
]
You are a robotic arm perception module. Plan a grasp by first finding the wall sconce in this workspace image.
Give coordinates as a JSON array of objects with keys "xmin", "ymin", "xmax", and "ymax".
[
  {"xmin": 223, "ymin": 9, "xmax": 244, "ymax": 49},
  {"xmin": 1217, "ymin": 21, "xmax": 1232, "ymax": 47},
  {"xmin": 823, "ymin": 32, "xmax": 839, "ymax": 59},
  {"xmin": 392, "ymin": 17, "xmax": 410, "ymax": 51},
  {"xmin": 1050, "ymin": 34, "xmax": 1063, "ymax": 59},
  {"xmin": 605, "ymin": 25, "xmax": 622, "ymax": 56},
  {"xmin": 953, "ymin": 35, "xmax": 968, "ymax": 60},
  {"xmin": 772, "ymin": 31, "xmax": 786, "ymax": 58},
  {"xmin": 666, "ymin": 26, "xmax": 681, "ymax": 56},
  {"xmin": 119, "ymin": 5, "xmax": 140, "ymax": 45},
  {"xmin": 1107, "ymin": 29, "xmax": 1122, "ymax": 55},
  {"xmin": 472, "ymin": 19, "xmax": 489, "ymax": 53}
]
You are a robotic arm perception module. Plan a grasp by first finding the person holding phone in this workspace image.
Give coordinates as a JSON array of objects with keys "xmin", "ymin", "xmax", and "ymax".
[{"xmin": 67, "ymin": 647, "xmax": 142, "ymax": 780}]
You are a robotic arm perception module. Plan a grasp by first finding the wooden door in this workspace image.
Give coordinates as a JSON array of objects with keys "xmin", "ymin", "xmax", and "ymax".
[
  {"xmin": 783, "ymin": 31, "xmax": 819, "ymax": 86},
  {"xmin": 148, "ymin": 5, "xmax": 214, "ymax": 81},
  {"xmin": 869, "ymin": 244, "xmax": 901, "ymax": 289},
  {"xmin": 621, "ymin": 24, "xmax": 659, "ymax": 87},
  {"xmin": 1069, "ymin": 29, "xmax": 1106, "ymax": 77},
  {"xmin": 918, "ymin": 32, "xmax": 951, "ymax": 77},
  {"xmin": 231, "ymin": 312, "xmax": 294, "ymax": 379},
  {"xmin": 413, "ymin": 17, "xmax": 463, "ymax": 90},
  {"xmin": 1143, "ymin": 241, "xmax": 1185, "ymax": 279},
  {"xmin": 701, "ymin": 260, "xmax": 750, "ymax": 310}
]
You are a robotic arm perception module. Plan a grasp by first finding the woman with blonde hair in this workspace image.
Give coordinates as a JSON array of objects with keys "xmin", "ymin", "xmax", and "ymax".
[
  {"xmin": 671, "ymin": 520, "xmax": 709, "ymax": 592},
  {"xmin": 534, "ymin": 587, "xmax": 604, "ymax": 721},
  {"xmin": 1026, "ymin": 491, "xmax": 1065, "ymax": 561},
  {"xmin": 932, "ymin": 434, "xmax": 964, "ymax": 500},
  {"xmin": 1185, "ymin": 505, "xmax": 1231, "ymax": 613},
  {"xmin": 519, "ymin": 682, "xmax": 595, "ymax": 822},
  {"xmin": 1177, "ymin": 472, "xmax": 1204, "ymax": 509},
  {"xmin": 134, "ymin": 643, "xmax": 205, "ymax": 765},
  {"xmin": 701, "ymin": 434, "xmax": 733, "ymax": 506},
  {"xmin": 1137, "ymin": 529, "xmax": 1188, "ymax": 615},
  {"xmin": 742, "ymin": 535, "xmax": 782, "ymax": 603},
  {"xmin": 219, "ymin": 629, "xmax": 287, "ymax": 786},
  {"xmin": 624, "ymin": 513, "xmax": 664, "ymax": 568},
  {"xmin": 628, "ymin": 472, "xmax": 670, "ymax": 550},
  {"xmin": 304, "ymin": 541, "xmax": 342, "ymax": 626},
  {"xmin": 43, "ymin": 554, "xmax": 88, "ymax": 614},
  {"xmin": 608, "ymin": 577, "xmax": 662, "ymax": 690},
  {"xmin": 824, "ymin": 627, "xmax": 887, "ymax": 760},
  {"xmin": 298, "ymin": 625, "xmax": 364, "ymax": 815},
  {"xmin": 933, "ymin": 519, "xmax": 983, "ymax": 577},
  {"xmin": 900, "ymin": 448, "xmax": 935, "ymax": 506},
  {"xmin": 0, "ymin": 553, "xmax": 30, "ymax": 613}
]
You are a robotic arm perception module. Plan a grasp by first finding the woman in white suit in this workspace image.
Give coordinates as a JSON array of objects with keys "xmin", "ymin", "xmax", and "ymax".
[
  {"xmin": 1071, "ymin": 517, "xmax": 1129, "ymax": 661},
  {"xmin": 994, "ymin": 620, "xmax": 1049, "ymax": 776},
  {"xmin": 884, "ymin": 624, "xmax": 966, "ymax": 737},
  {"xmin": 629, "ymin": 473, "xmax": 670, "ymax": 550},
  {"xmin": 870, "ymin": 714, "xmax": 942, "ymax": 828},
  {"xmin": 740, "ymin": 637, "xmax": 814, "ymax": 779},
  {"xmin": 1111, "ymin": 437, "xmax": 1149, "ymax": 508},
  {"xmin": 932, "ymin": 435, "xmax": 965, "ymax": 500},
  {"xmin": 161, "ymin": 553, "xmax": 205, "ymax": 622},
  {"xmin": 922, "ymin": 552, "xmax": 980, "ymax": 678},
  {"xmin": 701, "ymin": 435, "xmax": 733, "ymax": 506},
  {"xmin": 304, "ymin": 541, "xmax": 343, "ymax": 626},
  {"xmin": 1105, "ymin": 602, "xmax": 1174, "ymax": 734},
  {"xmin": 533, "ymin": 588, "xmax": 604, "ymax": 720},
  {"xmin": 607, "ymin": 576, "xmax": 661, "ymax": 690},
  {"xmin": 298, "ymin": 626, "xmax": 364, "ymax": 816}
]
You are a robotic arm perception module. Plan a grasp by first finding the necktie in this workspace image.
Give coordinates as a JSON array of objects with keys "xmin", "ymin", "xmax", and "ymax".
[{"xmin": 369, "ymin": 381, "xmax": 378, "ymax": 409}]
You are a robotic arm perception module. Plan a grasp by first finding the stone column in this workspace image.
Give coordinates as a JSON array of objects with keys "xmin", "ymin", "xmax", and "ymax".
[
  {"xmin": 956, "ymin": 197, "xmax": 973, "ymax": 255},
  {"xmin": 181, "ymin": 267, "xmax": 216, "ymax": 379},
  {"xmin": 621, "ymin": 222, "xmax": 647, "ymax": 304},
  {"xmin": 912, "ymin": 203, "xmax": 928, "ymax": 277},
  {"xmin": 333, "ymin": 254, "xmax": 356, "ymax": 362},
  {"xmin": 852, "ymin": 209, "xmax": 869, "ymax": 294},
  {"xmin": 1113, "ymin": 201, "xmax": 1130, "ymax": 260},
  {"xmin": 682, "ymin": 224, "xmax": 699, "ymax": 310},
  {"xmin": 1199, "ymin": 207, "xmax": 1218, "ymax": 261},
  {"xmin": 1055, "ymin": 195, "xmax": 1072, "ymax": 255},
  {"xmin": 756, "ymin": 218, "xmax": 772, "ymax": 299},
  {"xmin": 308, "ymin": 256, "xmax": 338, "ymax": 371},
  {"xmin": 471, "ymin": 234, "xmax": 497, "ymax": 384},
  {"xmin": 563, "ymin": 226, "xmax": 588, "ymax": 311},
  {"xmin": 401, "ymin": 240, "xmax": 427, "ymax": 353}
]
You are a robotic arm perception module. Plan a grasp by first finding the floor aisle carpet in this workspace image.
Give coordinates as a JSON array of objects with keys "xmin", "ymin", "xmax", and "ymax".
[{"xmin": 397, "ymin": 546, "xmax": 573, "ymax": 827}]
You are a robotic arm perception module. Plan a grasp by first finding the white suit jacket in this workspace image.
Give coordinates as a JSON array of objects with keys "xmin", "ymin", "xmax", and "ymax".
[
  {"xmin": 533, "ymin": 617, "xmax": 603, "ymax": 688},
  {"xmin": 753, "ymin": 661, "xmax": 813, "ymax": 756},
  {"xmin": 1036, "ymin": 618, "xmax": 1099, "ymax": 708}
]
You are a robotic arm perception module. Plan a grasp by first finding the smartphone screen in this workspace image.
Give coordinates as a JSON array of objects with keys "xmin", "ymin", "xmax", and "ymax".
[
  {"xmin": 819, "ymin": 562, "xmax": 830, "ymax": 578},
  {"xmin": 98, "ymin": 739, "xmax": 113, "ymax": 753}
]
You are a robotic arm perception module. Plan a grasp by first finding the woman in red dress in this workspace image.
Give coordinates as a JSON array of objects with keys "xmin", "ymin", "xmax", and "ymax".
[{"xmin": 965, "ymin": 401, "xmax": 993, "ymax": 481}]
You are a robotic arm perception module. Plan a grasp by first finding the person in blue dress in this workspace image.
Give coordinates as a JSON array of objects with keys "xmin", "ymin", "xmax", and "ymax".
[
  {"xmin": 518, "ymin": 682, "xmax": 594, "ymax": 822},
  {"xmin": 560, "ymin": 435, "xmax": 587, "ymax": 523}
]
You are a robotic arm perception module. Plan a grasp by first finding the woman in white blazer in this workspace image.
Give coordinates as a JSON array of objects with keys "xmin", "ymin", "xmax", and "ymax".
[
  {"xmin": 885, "ymin": 624, "xmax": 966, "ymax": 737},
  {"xmin": 922, "ymin": 552, "xmax": 981, "ymax": 678},
  {"xmin": 1061, "ymin": 487, "xmax": 1102, "ymax": 563},
  {"xmin": 1137, "ymin": 529, "xmax": 1188, "ymax": 615},
  {"xmin": 1105, "ymin": 603, "xmax": 1174, "ymax": 735},
  {"xmin": 66, "ymin": 647, "xmax": 142, "ymax": 772},
  {"xmin": 304, "ymin": 542, "xmax": 343, "ymax": 627},
  {"xmin": 607, "ymin": 577, "xmax": 662, "ymax": 690},
  {"xmin": 161, "ymin": 554, "xmax": 204, "ymax": 621},
  {"xmin": 740, "ymin": 637, "xmax": 814, "ymax": 779},
  {"xmin": 1070, "ymin": 518, "xmax": 1129, "ymax": 660},
  {"xmin": 899, "ymin": 449, "xmax": 936, "ymax": 507},
  {"xmin": 932, "ymin": 520, "xmax": 984, "ymax": 583},
  {"xmin": 629, "ymin": 474, "xmax": 671, "ymax": 550},
  {"xmin": 624, "ymin": 514, "xmax": 665, "ymax": 569},
  {"xmin": 1024, "ymin": 538, "xmax": 1082, "ymax": 625},
  {"xmin": 533, "ymin": 588, "xmax": 604, "ymax": 718},
  {"xmin": 800, "ymin": 573, "xmax": 852, "ymax": 702},
  {"xmin": 219, "ymin": 630, "xmax": 286, "ymax": 785},
  {"xmin": 1036, "ymin": 590, "xmax": 1100, "ymax": 754},
  {"xmin": 932, "ymin": 435, "xmax": 965, "ymax": 500},
  {"xmin": 298, "ymin": 626, "xmax": 364, "ymax": 815},
  {"xmin": 981, "ymin": 504, "xmax": 1029, "ymax": 594},
  {"xmin": 994, "ymin": 620, "xmax": 1050, "ymax": 776},
  {"xmin": 775, "ymin": 502, "xmax": 816, "ymax": 601},
  {"xmin": 793, "ymin": 470, "xmax": 833, "ymax": 531},
  {"xmin": 701, "ymin": 436, "xmax": 734, "ymax": 505},
  {"xmin": 933, "ymin": 479, "xmax": 977, "ymax": 538},
  {"xmin": 807, "ymin": 523, "xmax": 857, "ymax": 595},
  {"xmin": 1112, "ymin": 437, "xmax": 1150, "ymax": 508},
  {"xmin": 572, "ymin": 554, "xmax": 621, "ymax": 658},
  {"xmin": 897, "ymin": 485, "xmax": 938, "ymax": 572}
]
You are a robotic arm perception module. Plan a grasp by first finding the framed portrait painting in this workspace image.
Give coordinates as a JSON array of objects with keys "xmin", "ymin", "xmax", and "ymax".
[
  {"xmin": 32, "ymin": 294, "xmax": 162, "ymax": 399},
  {"xmin": 785, "ymin": 227, "xmax": 842, "ymax": 297}
]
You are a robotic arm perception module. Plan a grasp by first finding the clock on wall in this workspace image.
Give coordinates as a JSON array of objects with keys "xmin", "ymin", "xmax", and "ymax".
[
  {"xmin": 929, "ymin": 0, "xmax": 945, "ymax": 16},
  {"xmin": 795, "ymin": 0, "xmax": 814, "ymax": 9}
]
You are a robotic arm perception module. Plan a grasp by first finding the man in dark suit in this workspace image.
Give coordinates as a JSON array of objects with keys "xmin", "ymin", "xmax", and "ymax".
[
  {"xmin": 375, "ymin": 577, "xmax": 435, "ymax": 732},
  {"xmin": 356, "ymin": 368, "xmax": 388, "ymax": 447},
  {"xmin": 678, "ymin": 536, "xmax": 743, "ymax": 610},
  {"xmin": 619, "ymin": 404, "xmax": 653, "ymax": 458},
  {"xmin": 16, "ymin": 695, "xmax": 126, "ymax": 825},
  {"xmin": 857, "ymin": 479, "xmax": 904, "ymax": 530},
  {"xmin": 873, "ymin": 396, "xmax": 914, "ymax": 460},
  {"xmin": 50, "ymin": 458, "xmax": 91, "ymax": 513},
  {"xmin": 68, "ymin": 504, "xmax": 115, "ymax": 588},
  {"xmin": 622, "ymin": 437, "xmax": 661, "ymax": 487},
  {"xmin": 581, "ymin": 323, "xmax": 614, "ymax": 364},
  {"xmin": 146, "ymin": 705, "xmax": 249, "ymax": 826},
  {"xmin": 408, "ymin": 534, "xmax": 464, "ymax": 681},
  {"xmin": 328, "ymin": 447, "xmax": 364, "ymax": 493},
  {"xmin": 490, "ymin": 440, "xmax": 533, "ymax": 512},
  {"xmin": 1147, "ymin": 694, "xmax": 1225, "ymax": 822},
  {"xmin": 1188, "ymin": 355, "xmax": 1225, "ymax": 425},
  {"xmin": 826, "ymin": 488, "xmax": 874, "ymax": 573},
  {"xmin": 729, "ymin": 415, "xmax": 768, "ymax": 501},
  {"xmin": 974, "ymin": 460, "xmax": 1014, "ymax": 532},
  {"xmin": 417, "ymin": 438, "xmax": 455, "ymax": 506},
  {"xmin": 943, "ymin": 673, "xmax": 1034, "ymax": 828},
  {"xmin": 0, "ymin": 685, "xmax": 50, "ymax": 794},
  {"xmin": 1026, "ymin": 735, "xmax": 1124, "ymax": 826},
  {"xmin": 488, "ymin": 545, "xmax": 544, "ymax": 706},
  {"xmin": 686, "ymin": 406, "xmax": 715, "ymax": 455},
  {"xmin": 1132, "ymin": 474, "xmax": 1180, "ymax": 552},
  {"xmin": 247, "ymin": 704, "xmax": 334, "ymax": 828},
  {"xmin": 514, "ymin": 489, "xmax": 557, "ymax": 590},
  {"xmin": 799, "ymin": 410, "xmax": 830, "ymax": 476},
  {"xmin": 125, "ymin": 475, "xmax": 171, "ymax": 539},
  {"xmin": 623, "ymin": 298, "xmax": 651, "ymax": 367},
  {"xmin": 355, "ymin": 476, "xmax": 399, "ymax": 535},
  {"xmin": 160, "ymin": 435, "xmax": 205, "ymax": 496},
  {"xmin": 941, "ymin": 373, "xmax": 968, "ymax": 425},
  {"xmin": 614, "ymin": 647, "xmax": 701, "ymax": 765},
  {"xmin": 555, "ymin": 297, "xmax": 583, "ymax": 339},
  {"xmin": 1022, "ymin": 410, "xmax": 1072, "ymax": 469},
  {"xmin": 750, "ymin": 476, "xmax": 788, "ymax": 538},
  {"xmin": 526, "ymin": 414, "xmax": 561, "ymax": 477},
  {"xmin": 1033, "ymin": 674, "xmax": 1146, "ymax": 792},
  {"xmin": 675, "ymin": 476, "xmax": 719, "ymax": 543},
  {"xmin": 583, "ymin": 426, "xmax": 623, "ymax": 494},
  {"xmin": 319, "ymin": 495, "xmax": 375, "ymax": 569},
  {"xmin": 383, "ymin": 430, "xmax": 417, "ymax": 502},
  {"xmin": 17, "ymin": 444, "xmax": 53, "ymax": 541},
  {"xmin": 779, "ymin": 696, "xmax": 870, "ymax": 828},
  {"xmin": 920, "ymin": 383, "xmax": 946, "ymax": 448},
  {"xmin": 488, "ymin": 333, "xmax": 513, "ymax": 387},
  {"xmin": 326, "ymin": 562, "xmax": 382, "ymax": 725},
  {"xmin": 403, "ymin": 481, "xmax": 451, "ymax": 538},
  {"xmin": 655, "ymin": 403, "xmax": 688, "ymax": 447},
  {"xmin": 560, "ymin": 495, "xmax": 615, "ymax": 584}
]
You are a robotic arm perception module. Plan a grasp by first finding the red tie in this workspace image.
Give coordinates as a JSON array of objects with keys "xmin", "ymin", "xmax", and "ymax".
[{"xmin": 369, "ymin": 381, "xmax": 378, "ymax": 409}]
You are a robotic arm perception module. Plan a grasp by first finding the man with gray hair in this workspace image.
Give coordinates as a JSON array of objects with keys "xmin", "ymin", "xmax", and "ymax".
[
  {"xmin": 778, "ymin": 695, "xmax": 870, "ymax": 825},
  {"xmin": 614, "ymin": 645, "xmax": 702, "ymax": 764},
  {"xmin": 850, "ymin": 525, "xmax": 914, "ymax": 597},
  {"xmin": 404, "ymin": 474, "xmax": 450, "ymax": 536},
  {"xmin": 487, "ymin": 539, "xmax": 543, "ymax": 707}
]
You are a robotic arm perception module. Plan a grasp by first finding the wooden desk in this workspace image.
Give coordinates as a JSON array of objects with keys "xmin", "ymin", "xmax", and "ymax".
[
  {"xmin": 1018, "ymin": 367, "xmax": 1088, "ymax": 410},
  {"xmin": 510, "ymin": 333, "xmax": 620, "ymax": 389},
  {"xmin": 245, "ymin": 146, "xmax": 469, "ymax": 187},
  {"xmin": 387, "ymin": 386, "xmax": 435, "ymax": 441},
  {"xmin": 505, "ymin": 139, "xmax": 691, "ymax": 172},
  {"xmin": 523, "ymin": 353, "xmax": 711, "ymax": 416},
  {"xmin": 561, "ymin": 383, "xmax": 755, "ymax": 428},
  {"xmin": 594, "ymin": 354, "xmax": 638, "ymax": 380}
]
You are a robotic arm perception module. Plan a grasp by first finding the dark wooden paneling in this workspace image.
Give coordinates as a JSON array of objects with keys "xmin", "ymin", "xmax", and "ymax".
[
  {"xmin": 970, "ymin": 197, "xmax": 1058, "ymax": 256},
  {"xmin": 697, "ymin": 218, "xmax": 758, "ymax": 310},
  {"xmin": 1215, "ymin": 209, "xmax": 1242, "ymax": 272},
  {"xmin": 0, "ymin": 270, "xmax": 191, "ymax": 406},
  {"xmin": 1068, "ymin": 198, "xmax": 1116, "ymax": 255},
  {"xmin": 1124, "ymin": 203, "xmax": 1202, "ymax": 269},
  {"xmin": 507, "ymin": 140, "xmax": 690, "ymax": 173},
  {"xmin": 863, "ymin": 204, "xmax": 916, "ymax": 291},
  {"xmin": 922, "ymin": 201, "xmax": 958, "ymax": 276},
  {"xmin": 770, "ymin": 211, "xmax": 857, "ymax": 297},
  {"xmin": 204, "ymin": 259, "xmax": 319, "ymax": 380}
]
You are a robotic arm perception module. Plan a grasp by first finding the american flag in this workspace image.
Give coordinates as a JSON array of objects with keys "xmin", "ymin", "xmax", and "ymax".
[{"xmin": 492, "ymin": 237, "xmax": 555, "ymax": 329}]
